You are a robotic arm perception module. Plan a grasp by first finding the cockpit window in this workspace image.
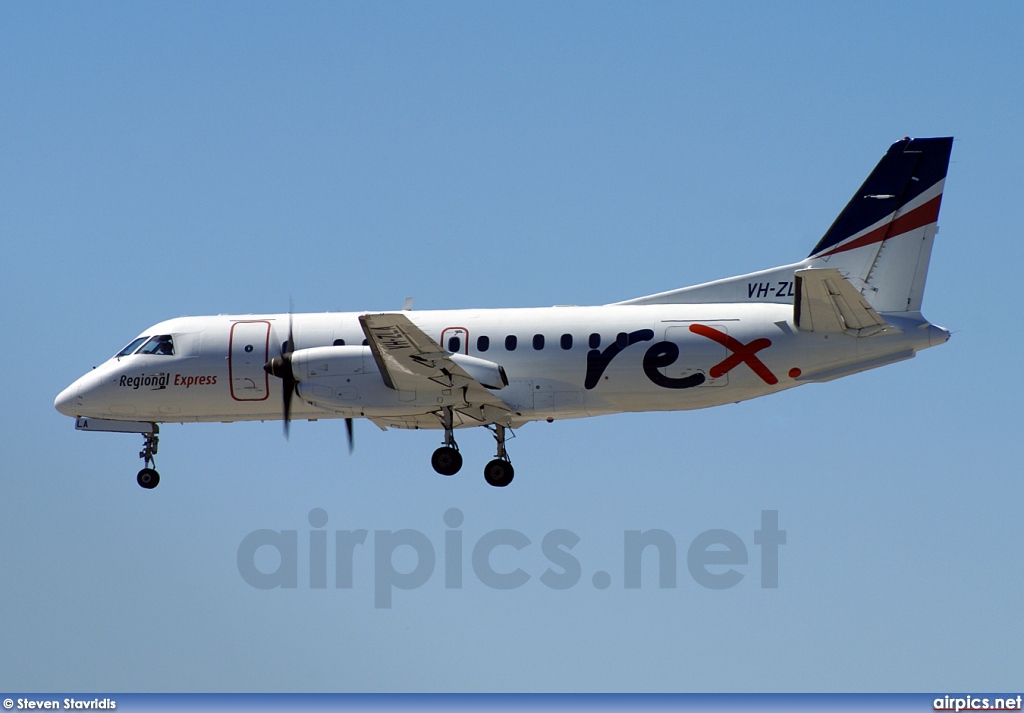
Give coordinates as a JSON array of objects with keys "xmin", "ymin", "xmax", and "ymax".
[
  {"xmin": 137, "ymin": 335, "xmax": 175, "ymax": 356},
  {"xmin": 116, "ymin": 337, "xmax": 149, "ymax": 358}
]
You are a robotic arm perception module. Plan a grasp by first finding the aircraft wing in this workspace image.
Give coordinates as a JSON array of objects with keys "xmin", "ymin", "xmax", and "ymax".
[
  {"xmin": 793, "ymin": 268, "xmax": 898, "ymax": 337},
  {"xmin": 358, "ymin": 312, "xmax": 512, "ymax": 424}
]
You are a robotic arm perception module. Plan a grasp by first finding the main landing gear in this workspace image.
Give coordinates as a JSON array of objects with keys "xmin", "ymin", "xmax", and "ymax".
[
  {"xmin": 484, "ymin": 424, "xmax": 514, "ymax": 488},
  {"xmin": 429, "ymin": 408, "xmax": 514, "ymax": 487},
  {"xmin": 431, "ymin": 407, "xmax": 463, "ymax": 476},
  {"xmin": 137, "ymin": 430, "xmax": 160, "ymax": 489}
]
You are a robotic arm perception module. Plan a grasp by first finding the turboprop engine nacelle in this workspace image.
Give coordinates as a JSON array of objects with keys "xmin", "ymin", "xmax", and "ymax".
[
  {"xmin": 290, "ymin": 346, "xmax": 373, "ymax": 380},
  {"xmin": 290, "ymin": 346, "xmax": 509, "ymax": 390},
  {"xmin": 447, "ymin": 353, "xmax": 509, "ymax": 390}
]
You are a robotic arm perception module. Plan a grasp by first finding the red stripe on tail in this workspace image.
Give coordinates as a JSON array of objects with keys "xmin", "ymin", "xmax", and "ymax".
[{"xmin": 818, "ymin": 193, "xmax": 942, "ymax": 258}]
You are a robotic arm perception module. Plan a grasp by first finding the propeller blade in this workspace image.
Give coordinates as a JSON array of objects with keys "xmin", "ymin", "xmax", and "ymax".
[
  {"xmin": 264, "ymin": 305, "xmax": 297, "ymax": 439},
  {"xmin": 282, "ymin": 309, "xmax": 295, "ymax": 438},
  {"xmin": 264, "ymin": 353, "xmax": 295, "ymax": 439},
  {"xmin": 283, "ymin": 375, "xmax": 293, "ymax": 439},
  {"xmin": 345, "ymin": 418, "xmax": 354, "ymax": 454},
  {"xmin": 285, "ymin": 308, "xmax": 294, "ymax": 356}
]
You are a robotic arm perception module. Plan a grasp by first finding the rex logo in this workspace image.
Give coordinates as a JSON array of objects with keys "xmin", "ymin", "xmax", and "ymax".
[{"xmin": 584, "ymin": 324, "xmax": 777, "ymax": 390}]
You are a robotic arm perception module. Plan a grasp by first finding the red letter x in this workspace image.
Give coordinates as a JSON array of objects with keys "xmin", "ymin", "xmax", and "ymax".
[{"xmin": 689, "ymin": 324, "xmax": 778, "ymax": 385}]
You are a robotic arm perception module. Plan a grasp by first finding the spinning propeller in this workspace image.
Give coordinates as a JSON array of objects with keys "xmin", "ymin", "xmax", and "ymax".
[
  {"xmin": 263, "ymin": 309, "xmax": 355, "ymax": 452},
  {"xmin": 263, "ymin": 312, "xmax": 297, "ymax": 439}
]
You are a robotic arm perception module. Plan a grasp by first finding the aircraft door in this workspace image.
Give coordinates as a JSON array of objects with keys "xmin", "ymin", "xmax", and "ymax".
[
  {"xmin": 441, "ymin": 327, "xmax": 469, "ymax": 354},
  {"xmin": 229, "ymin": 320, "xmax": 271, "ymax": 401}
]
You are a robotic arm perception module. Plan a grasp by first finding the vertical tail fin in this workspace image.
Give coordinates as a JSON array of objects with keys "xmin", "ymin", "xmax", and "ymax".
[{"xmin": 808, "ymin": 136, "xmax": 953, "ymax": 313}]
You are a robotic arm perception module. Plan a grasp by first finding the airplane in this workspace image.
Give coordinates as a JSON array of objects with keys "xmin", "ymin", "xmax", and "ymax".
[{"xmin": 55, "ymin": 136, "xmax": 954, "ymax": 489}]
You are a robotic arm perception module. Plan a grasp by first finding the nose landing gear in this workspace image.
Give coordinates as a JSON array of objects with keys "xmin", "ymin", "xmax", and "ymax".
[
  {"xmin": 72, "ymin": 418, "xmax": 163, "ymax": 490},
  {"xmin": 137, "ymin": 429, "xmax": 160, "ymax": 489}
]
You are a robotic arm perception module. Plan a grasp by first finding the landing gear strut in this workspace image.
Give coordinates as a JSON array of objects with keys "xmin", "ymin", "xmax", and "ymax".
[
  {"xmin": 431, "ymin": 407, "xmax": 462, "ymax": 476},
  {"xmin": 137, "ymin": 429, "xmax": 160, "ymax": 489},
  {"xmin": 483, "ymin": 424, "xmax": 514, "ymax": 487}
]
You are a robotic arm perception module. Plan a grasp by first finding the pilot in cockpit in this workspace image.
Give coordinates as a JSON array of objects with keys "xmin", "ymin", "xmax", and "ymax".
[{"xmin": 139, "ymin": 335, "xmax": 175, "ymax": 356}]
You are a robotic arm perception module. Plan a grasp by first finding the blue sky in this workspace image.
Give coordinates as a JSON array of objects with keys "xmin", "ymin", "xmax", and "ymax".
[{"xmin": 2, "ymin": 1, "xmax": 1022, "ymax": 692}]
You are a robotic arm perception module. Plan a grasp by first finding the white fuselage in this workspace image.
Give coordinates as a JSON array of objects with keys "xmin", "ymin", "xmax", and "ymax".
[
  {"xmin": 51, "ymin": 137, "xmax": 956, "ymax": 490},
  {"xmin": 54, "ymin": 304, "xmax": 948, "ymax": 430}
]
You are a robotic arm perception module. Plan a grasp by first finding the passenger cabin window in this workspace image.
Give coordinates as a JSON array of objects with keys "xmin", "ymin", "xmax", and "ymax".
[
  {"xmin": 589, "ymin": 333, "xmax": 601, "ymax": 349},
  {"xmin": 477, "ymin": 335, "xmax": 490, "ymax": 352},
  {"xmin": 616, "ymin": 332, "xmax": 628, "ymax": 349},
  {"xmin": 448, "ymin": 336, "xmax": 461, "ymax": 353},
  {"xmin": 138, "ymin": 335, "xmax": 175, "ymax": 356},
  {"xmin": 505, "ymin": 335, "xmax": 517, "ymax": 351},
  {"xmin": 333, "ymin": 339, "xmax": 346, "ymax": 346},
  {"xmin": 116, "ymin": 336, "xmax": 149, "ymax": 358},
  {"xmin": 560, "ymin": 334, "xmax": 573, "ymax": 350},
  {"xmin": 533, "ymin": 334, "xmax": 545, "ymax": 350}
]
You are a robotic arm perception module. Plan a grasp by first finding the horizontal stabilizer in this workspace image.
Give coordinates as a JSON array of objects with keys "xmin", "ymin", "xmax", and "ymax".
[{"xmin": 794, "ymin": 268, "xmax": 896, "ymax": 337}]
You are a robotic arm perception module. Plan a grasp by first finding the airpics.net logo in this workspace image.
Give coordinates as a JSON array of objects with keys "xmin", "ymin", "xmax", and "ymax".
[{"xmin": 236, "ymin": 509, "xmax": 786, "ymax": 608}]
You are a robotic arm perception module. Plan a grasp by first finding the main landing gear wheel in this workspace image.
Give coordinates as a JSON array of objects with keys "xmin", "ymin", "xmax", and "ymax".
[
  {"xmin": 431, "ymin": 406, "xmax": 463, "ymax": 476},
  {"xmin": 483, "ymin": 423, "xmax": 514, "ymax": 487},
  {"xmin": 431, "ymin": 446, "xmax": 463, "ymax": 476},
  {"xmin": 137, "ymin": 468, "xmax": 160, "ymax": 489},
  {"xmin": 484, "ymin": 459, "xmax": 514, "ymax": 487}
]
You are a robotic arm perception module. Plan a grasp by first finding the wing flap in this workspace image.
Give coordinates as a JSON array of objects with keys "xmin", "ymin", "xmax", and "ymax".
[{"xmin": 359, "ymin": 313, "xmax": 511, "ymax": 413}]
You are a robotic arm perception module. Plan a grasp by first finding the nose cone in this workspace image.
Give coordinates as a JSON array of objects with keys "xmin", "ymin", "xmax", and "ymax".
[{"xmin": 55, "ymin": 382, "xmax": 81, "ymax": 417}]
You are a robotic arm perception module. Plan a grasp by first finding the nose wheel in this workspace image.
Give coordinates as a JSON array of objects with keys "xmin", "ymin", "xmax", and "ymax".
[
  {"xmin": 137, "ymin": 467, "xmax": 160, "ymax": 489},
  {"xmin": 137, "ymin": 430, "xmax": 160, "ymax": 489}
]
